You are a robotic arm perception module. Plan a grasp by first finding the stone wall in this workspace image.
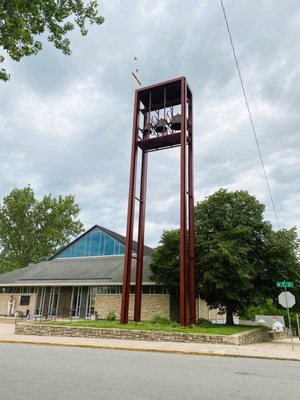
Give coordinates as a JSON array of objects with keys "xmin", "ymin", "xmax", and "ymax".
[
  {"xmin": 94, "ymin": 294, "xmax": 170, "ymax": 320},
  {"xmin": 15, "ymin": 323, "xmax": 269, "ymax": 345},
  {"xmin": 269, "ymin": 330, "xmax": 290, "ymax": 340},
  {"xmin": 233, "ymin": 328, "xmax": 270, "ymax": 345},
  {"xmin": 0, "ymin": 293, "xmax": 37, "ymax": 316}
]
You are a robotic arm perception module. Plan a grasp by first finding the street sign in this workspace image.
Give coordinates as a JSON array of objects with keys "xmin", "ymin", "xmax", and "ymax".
[
  {"xmin": 276, "ymin": 281, "xmax": 294, "ymax": 288},
  {"xmin": 278, "ymin": 291, "xmax": 296, "ymax": 308},
  {"xmin": 278, "ymin": 288, "xmax": 296, "ymax": 351}
]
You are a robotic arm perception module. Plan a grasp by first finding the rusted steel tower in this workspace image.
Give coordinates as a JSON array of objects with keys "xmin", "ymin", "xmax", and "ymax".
[{"xmin": 120, "ymin": 77, "xmax": 196, "ymax": 326}]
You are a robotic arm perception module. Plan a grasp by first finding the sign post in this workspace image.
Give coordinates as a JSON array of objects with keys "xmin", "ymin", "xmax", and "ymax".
[{"xmin": 277, "ymin": 281, "xmax": 295, "ymax": 351}]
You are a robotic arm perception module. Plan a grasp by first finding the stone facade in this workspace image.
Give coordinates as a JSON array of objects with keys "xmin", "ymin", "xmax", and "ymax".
[
  {"xmin": 94, "ymin": 294, "xmax": 170, "ymax": 320},
  {"xmin": 269, "ymin": 330, "xmax": 290, "ymax": 340},
  {"xmin": 94, "ymin": 294, "xmax": 225, "ymax": 322},
  {"xmin": 15, "ymin": 323, "xmax": 270, "ymax": 345},
  {"xmin": 0, "ymin": 293, "xmax": 37, "ymax": 316},
  {"xmin": 0, "ymin": 290, "xmax": 223, "ymax": 322}
]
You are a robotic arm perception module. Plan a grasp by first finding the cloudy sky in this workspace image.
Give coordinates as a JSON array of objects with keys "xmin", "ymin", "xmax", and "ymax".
[{"xmin": 1, "ymin": 0, "xmax": 300, "ymax": 247}]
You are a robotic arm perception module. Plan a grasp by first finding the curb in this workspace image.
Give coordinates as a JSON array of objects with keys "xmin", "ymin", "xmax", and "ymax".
[{"xmin": 0, "ymin": 339, "xmax": 299, "ymax": 362}]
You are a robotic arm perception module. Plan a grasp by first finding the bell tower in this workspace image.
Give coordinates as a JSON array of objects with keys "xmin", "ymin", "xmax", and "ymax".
[{"xmin": 120, "ymin": 77, "xmax": 196, "ymax": 326}]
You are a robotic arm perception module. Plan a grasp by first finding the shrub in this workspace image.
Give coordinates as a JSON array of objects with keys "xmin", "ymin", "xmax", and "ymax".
[{"xmin": 106, "ymin": 310, "xmax": 116, "ymax": 321}]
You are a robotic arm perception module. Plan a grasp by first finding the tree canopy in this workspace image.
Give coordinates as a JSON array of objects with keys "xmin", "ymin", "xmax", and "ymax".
[
  {"xmin": 150, "ymin": 229, "xmax": 180, "ymax": 291},
  {"xmin": 0, "ymin": 0, "xmax": 104, "ymax": 81},
  {"xmin": 0, "ymin": 186, "xmax": 84, "ymax": 273},
  {"xmin": 150, "ymin": 189, "xmax": 300, "ymax": 325}
]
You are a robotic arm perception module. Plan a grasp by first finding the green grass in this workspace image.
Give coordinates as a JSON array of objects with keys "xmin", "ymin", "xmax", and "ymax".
[{"xmin": 44, "ymin": 320, "xmax": 258, "ymax": 335}]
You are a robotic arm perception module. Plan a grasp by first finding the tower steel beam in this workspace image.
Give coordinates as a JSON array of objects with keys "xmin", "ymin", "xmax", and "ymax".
[
  {"xmin": 179, "ymin": 77, "xmax": 188, "ymax": 326},
  {"xmin": 188, "ymin": 89, "xmax": 196, "ymax": 325},
  {"xmin": 120, "ymin": 91, "xmax": 139, "ymax": 324},
  {"xmin": 134, "ymin": 149, "xmax": 148, "ymax": 321}
]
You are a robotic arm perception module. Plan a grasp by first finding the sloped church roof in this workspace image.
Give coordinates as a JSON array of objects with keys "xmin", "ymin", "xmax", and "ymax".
[{"xmin": 0, "ymin": 225, "xmax": 153, "ymax": 287}]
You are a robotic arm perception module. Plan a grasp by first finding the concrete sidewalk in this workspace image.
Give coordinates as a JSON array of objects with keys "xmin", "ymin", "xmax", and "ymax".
[{"xmin": 0, "ymin": 323, "xmax": 299, "ymax": 361}]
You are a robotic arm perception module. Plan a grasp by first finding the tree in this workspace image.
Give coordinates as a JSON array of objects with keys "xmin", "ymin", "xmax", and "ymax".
[
  {"xmin": 150, "ymin": 189, "xmax": 300, "ymax": 325},
  {"xmin": 195, "ymin": 189, "xmax": 274, "ymax": 325},
  {"xmin": 254, "ymin": 227, "xmax": 300, "ymax": 305},
  {"xmin": 150, "ymin": 229, "xmax": 180, "ymax": 291},
  {"xmin": 0, "ymin": 0, "xmax": 104, "ymax": 81},
  {"xmin": 0, "ymin": 186, "xmax": 84, "ymax": 272}
]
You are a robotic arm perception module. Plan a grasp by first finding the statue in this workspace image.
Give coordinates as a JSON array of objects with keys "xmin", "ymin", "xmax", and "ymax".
[{"xmin": 7, "ymin": 295, "xmax": 15, "ymax": 316}]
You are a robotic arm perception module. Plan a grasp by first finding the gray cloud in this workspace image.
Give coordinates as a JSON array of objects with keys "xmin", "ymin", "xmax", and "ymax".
[{"xmin": 1, "ymin": 0, "xmax": 300, "ymax": 246}]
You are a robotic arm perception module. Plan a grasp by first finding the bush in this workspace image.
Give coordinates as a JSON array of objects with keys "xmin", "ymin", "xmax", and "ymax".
[
  {"xmin": 106, "ymin": 310, "xmax": 116, "ymax": 321},
  {"xmin": 196, "ymin": 318, "xmax": 213, "ymax": 327}
]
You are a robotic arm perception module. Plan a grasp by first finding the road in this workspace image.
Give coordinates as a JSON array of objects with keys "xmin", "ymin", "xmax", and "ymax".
[{"xmin": 0, "ymin": 344, "xmax": 299, "ymax": 400}]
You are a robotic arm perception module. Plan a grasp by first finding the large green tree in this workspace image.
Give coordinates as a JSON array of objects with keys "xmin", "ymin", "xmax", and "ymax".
[
  {"xmin": 150, "ymin": 189, "xmax": 300, "ymax": 325},
  {"xmin": 0, "ymin": 0, "xmax": 104, "ymax": 81},
  {"xmin": 254, "ymin": 227, "xmax": 300, "ymax": 304},
  {"xmin": 0, "ymin": 186, "xmax": 84, "ymax": 272},
  {"xmin": 150, "ymin": 229, "xmax": 180, "ymax": 291}
]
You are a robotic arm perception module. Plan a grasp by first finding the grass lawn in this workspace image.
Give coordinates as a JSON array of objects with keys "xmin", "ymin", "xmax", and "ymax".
[{"xmin": 44, "ymin": 319, "xmax": 258, "ymax": 335}]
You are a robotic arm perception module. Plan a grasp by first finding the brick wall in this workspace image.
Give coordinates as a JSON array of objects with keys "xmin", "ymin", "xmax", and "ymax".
[
  {"xmin": 15, "ymin": 323, "xmax": 270, "ymax": 345},
  {"xmin": 0, "ymin": 293, "xmax": 37, "ymax": 316},
  {"xmin": 94, "ymin": 294, "xmax": 170, "ymax": 320}
]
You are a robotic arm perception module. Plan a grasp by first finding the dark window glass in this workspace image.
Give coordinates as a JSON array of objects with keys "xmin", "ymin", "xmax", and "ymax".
[
  {"xmin": 142, "ymin": 286, "xmax": 150, "ymax": 294},
  {"xmin": 130, "ymin": 286, "xmax": 135, "ymax": 294},
  {"xmin": 20, "ymin": 295, "xmax": 30, "ymax": 306}
]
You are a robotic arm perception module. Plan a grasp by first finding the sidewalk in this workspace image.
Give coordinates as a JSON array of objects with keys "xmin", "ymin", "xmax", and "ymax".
[{"xmin": 0, "ymin": 323, "xmax": 299, "ymax": 361}]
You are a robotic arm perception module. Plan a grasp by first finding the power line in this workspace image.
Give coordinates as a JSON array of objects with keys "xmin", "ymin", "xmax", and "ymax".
[{"xmin": 220, "ymin": 0, "xmax": 280, "ymax": 229}]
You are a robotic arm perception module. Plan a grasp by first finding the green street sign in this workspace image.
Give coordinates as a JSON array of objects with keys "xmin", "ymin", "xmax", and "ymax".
[{"xmin": 276, "ymin": 281, "xmax": 294, "ymax": 288}]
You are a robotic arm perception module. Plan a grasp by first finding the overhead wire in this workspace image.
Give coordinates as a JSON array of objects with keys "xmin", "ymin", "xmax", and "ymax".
[{"xmin": 220, "ymin": 0, "xmax": 280, "ymax": 229}]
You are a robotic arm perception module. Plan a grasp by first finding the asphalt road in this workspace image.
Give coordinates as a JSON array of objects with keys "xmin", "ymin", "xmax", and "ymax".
[{"xmin": 0, "ymin": 344, "xmax": 299, "ymax": 400}]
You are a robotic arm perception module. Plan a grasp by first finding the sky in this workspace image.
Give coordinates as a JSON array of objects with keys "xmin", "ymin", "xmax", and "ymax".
[{"xmin": 1, "ymin": 0, "xmax": 300, "ymax": 247}]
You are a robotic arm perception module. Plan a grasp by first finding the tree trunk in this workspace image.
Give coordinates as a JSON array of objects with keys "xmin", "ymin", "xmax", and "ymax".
[{"xmin": 225, "ymin": 303, "xmax": 234, "ymax": 325}]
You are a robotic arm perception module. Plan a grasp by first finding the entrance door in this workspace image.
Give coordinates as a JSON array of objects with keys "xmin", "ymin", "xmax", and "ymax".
[
  {"xmin": 70, "ymin": 287, "xmax": 83, "ymax": 318},
  {"xmin": 48, "ymin": 287, "xmax": 60, "ymax": 318}
]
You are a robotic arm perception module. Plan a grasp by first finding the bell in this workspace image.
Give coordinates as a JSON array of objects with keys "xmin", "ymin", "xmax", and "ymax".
[
  {"xmin": 155, "ymin": 118, "xmax": 167, "ymax": 133},
  {"xmin": 142, "ymin": 125, "xmax": 151, "ymax": 135},
  {"xmin": 142, "ymin": 115, "xmax": 152, "ymax": 136},
  {"xmin": 170, "ymin": 113, "xmax": 181, "ymax": 131}
]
